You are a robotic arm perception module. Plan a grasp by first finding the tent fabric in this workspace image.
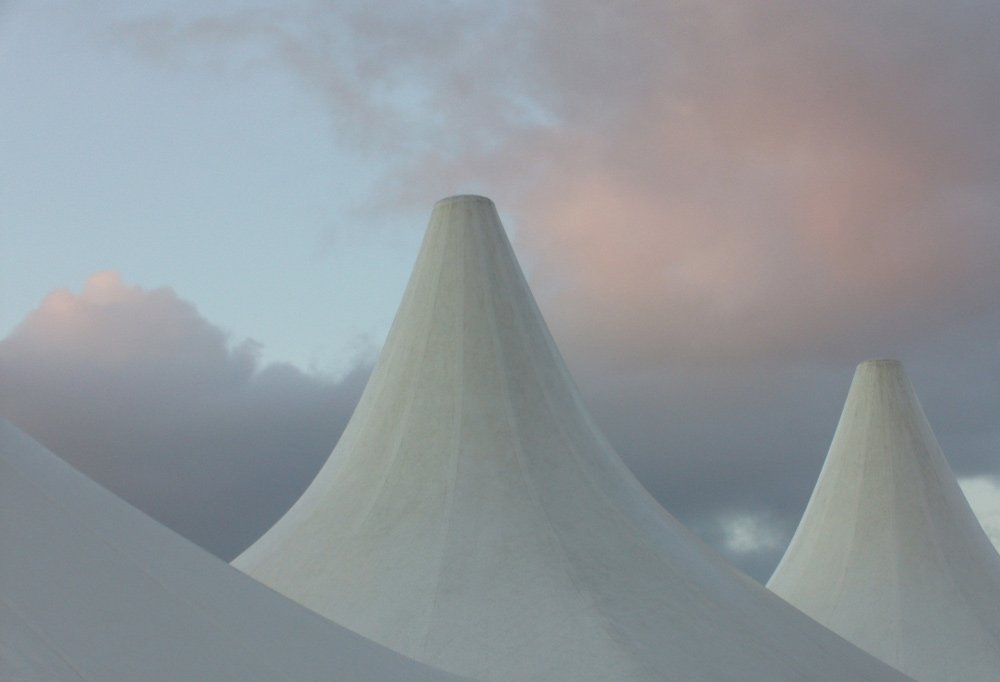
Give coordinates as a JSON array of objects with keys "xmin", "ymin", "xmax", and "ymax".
[
  {"xmin": 0, "ymin": 416, "xmax": 474, "ymax": 682},
  {"xmin": 767, "ymin": 359, "xmax": 1000, "ymax": 682},
  {"xmin": 235, "ymin": 195, "xmax": 915, "ymax": 682}
]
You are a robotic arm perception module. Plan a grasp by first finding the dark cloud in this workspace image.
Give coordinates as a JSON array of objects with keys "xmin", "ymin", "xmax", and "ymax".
[
  {"xmin": 4, "ymin": 273, "xmax": 997, "ymax": 584},
  {"xmin": 566, "ymin": 359, "xmax": 843, "ymax": 579},
  {"xmin": 567, "ymin": 323, "xmax": 1000, "ymax": 581},
  {"xmin": 0, "ymin": 272, "xmax": 369, "ymax": 559}
]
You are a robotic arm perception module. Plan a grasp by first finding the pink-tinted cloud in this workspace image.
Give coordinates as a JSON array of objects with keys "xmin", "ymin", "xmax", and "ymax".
[
  {"xmin": 5, "ymin": 271, "xmax": 256, "ymax": 372},
  {"xmin": 502, "ymin": 1, "xmax": 1000, "ymax": 363},
  {"xmin": 101, "ymin": 2, "xmax": 1000, "ymax": 364},
  {"xmin": 138, "ymin": 0, "xmax": 997, "ymax": 364}
]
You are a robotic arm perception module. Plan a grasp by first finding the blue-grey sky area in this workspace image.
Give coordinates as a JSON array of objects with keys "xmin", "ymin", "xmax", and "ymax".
[{"xmin": 2, "ymin": 0, "xmax": 1000, "ymax": 582}]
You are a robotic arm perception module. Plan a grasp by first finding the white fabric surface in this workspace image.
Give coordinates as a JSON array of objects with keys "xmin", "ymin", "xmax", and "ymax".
[{"xmin": 236, "ymin": 195, "xmax": 915, "ymax": 682}]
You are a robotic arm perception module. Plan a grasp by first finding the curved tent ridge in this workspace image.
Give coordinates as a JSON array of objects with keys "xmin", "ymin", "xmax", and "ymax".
[
  {"xmin": 768, "ymin": 359, "xmax": 1000, "ymax": 682},
  {"xmin": 0, "ymin": 417, "xmax": 475, "ymax": 682}
]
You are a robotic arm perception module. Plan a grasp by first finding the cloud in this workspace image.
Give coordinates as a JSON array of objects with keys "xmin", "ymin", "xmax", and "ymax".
[
  {"xmin": 509, "ymin": 1, "xmax": 1000, "ymax": 364},
  {"xmin": 54, "ymin": 2, "xmax": 1000, "ymax": 581},
  {"xmin": 720, "ymin": 514, "xmax": 787, "ymax": 555},
  {"xmin": 101, "ymin": 1, "xmax": 542, "ymax": 174},
  {"xmin": 572, "ymin": 342, "xmax": 1000, "ymax": 581},
  {"xmin": 3, "ymin": 276, "xmax": 998, "ymax": 583},
  {"xmin": 0, "ymin": 272, "xmax": 370, "ymax": 559},
  {"xmin": 102, "ymin": 1, "xmax": 1000, "ymax": 364},
  {"xmin": 569, "ymin": 359, "xmax": 844, "ymax": 580}
]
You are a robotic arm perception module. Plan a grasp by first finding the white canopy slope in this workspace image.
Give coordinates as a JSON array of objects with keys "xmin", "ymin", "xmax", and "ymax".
[
  {"xmin": 235, "ymin": 195, "xmax": 914, "ymax": 682},
  {"xmin": 767, "ymin": 359, "xmax": 1000, "ymax": 682},
  {"xmin": 0, "ymin": 416, "xmax": 474, "ymax": 682}
]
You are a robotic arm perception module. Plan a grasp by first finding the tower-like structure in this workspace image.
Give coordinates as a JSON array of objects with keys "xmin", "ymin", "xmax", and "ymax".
[
  {"xmin": 768, "ymin": 359, "xmax": 1000, "ymax": 682},
  {"xmin": 236, "ymin": 196, "xmax": 913, "ymax": 682}
]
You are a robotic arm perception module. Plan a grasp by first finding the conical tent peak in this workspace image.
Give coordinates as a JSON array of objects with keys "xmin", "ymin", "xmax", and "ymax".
[
  {"xmin": 426, "ymin": 195, "xmax": 500, "ymax": 236},
  {"xmin": 859, "ymin": 357, "xmax": 903, "ymax": 369},
  {"xmin": 235, "ymin": 200, "xmax": 914, "ymax": 682},
  {"xmin": 433, "ymin": 194, "xmax": 495, "ymax": 208},
  {"xmin": 768, "ymin": 359, "xmax": 1000, "ymax": 682},
  {"xmin": 850, "ymin": 358, "xmax": 917, "ymax": 408},
  {"xmin": 854, "ymin": 358, "xmax": 906, "ymax": 382}
]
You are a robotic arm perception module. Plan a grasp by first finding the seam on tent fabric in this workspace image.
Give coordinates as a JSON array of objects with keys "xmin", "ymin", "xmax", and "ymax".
[
  {"xmin": 487, "ymin": 222, "xmax": 675, "ymax": 675},
  {"xmin": 476, "ymin": 217, "xmax": 647, "ymax": 674},
  {"xmin": 829, "ymin": 390, "xmax": 866, "ymax": 627},
  {"xmin": 886, "ymin": 375, "xmax": 903, "ymax": 668},
  {"xmin": 348, "ymin": 208, "xmax": 453, "ymax": 537},
  {"xmin": 421, "ymin": 202, "xmax": 467, "ymax": 654},
  {"xmin": 0, "ymin": 584, "xmax": 90, "ymax": 682}
]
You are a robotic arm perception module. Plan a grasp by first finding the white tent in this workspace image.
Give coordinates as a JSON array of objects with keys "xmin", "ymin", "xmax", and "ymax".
[
  {"xmin": 0, "ymin": 416, "xmax": 473, "ymax": 682},
  {"xmin": 235, "ymin": 195, "xmax": 914, "ymax": 682},
  {"xmin": 767, "ymin": 359, "xmax": 1000, "ymax": 682}
]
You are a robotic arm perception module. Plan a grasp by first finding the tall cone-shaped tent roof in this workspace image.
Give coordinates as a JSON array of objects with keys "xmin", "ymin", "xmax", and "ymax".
[
  {"xmin": 235, "ymin": 196, "xmax": 914, "ymax": 682},
  {"xmin": 767, "ymin": 360, "xmax": 1000, "ymax": 682},
  {"xmin": 0, "ymin": 416, "xmax": 472, "ymax": 682}
]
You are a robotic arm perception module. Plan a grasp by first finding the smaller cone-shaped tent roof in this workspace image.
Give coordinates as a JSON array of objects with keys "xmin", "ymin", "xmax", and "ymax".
[
  {"xmin": 768, "ymin": 359, "xmax": 1000, "ymax": 682},
  {"xmin": 236, "ymin": 196, "xmax": 916, "ymax": 682},
  {"xmin": 0, "ymin": 416, "xmax": 473, "ymax": 682}
]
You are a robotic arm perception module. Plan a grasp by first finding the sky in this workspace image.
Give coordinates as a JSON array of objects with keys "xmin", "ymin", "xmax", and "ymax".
[{"xmin": 2, "ymin": 0, "xmax": 1000, "ymax": 583}]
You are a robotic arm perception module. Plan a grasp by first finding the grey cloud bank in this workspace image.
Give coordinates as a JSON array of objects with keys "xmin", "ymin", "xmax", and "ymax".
[
  {"xmin": 0, "ymin": 272, "xmax": 369, "ymax": 559},
  {"xmin": 2, "ymin": 266, "xmax": 999, "ymax": 583}
]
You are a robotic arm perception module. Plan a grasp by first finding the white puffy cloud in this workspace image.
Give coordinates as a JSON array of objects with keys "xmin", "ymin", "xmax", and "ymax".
[{"xmin": 959, "ymin": 476, "xmax": 1000, "ymax": 553}]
